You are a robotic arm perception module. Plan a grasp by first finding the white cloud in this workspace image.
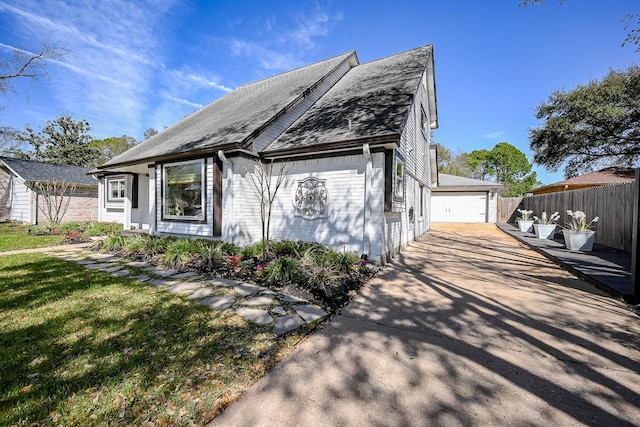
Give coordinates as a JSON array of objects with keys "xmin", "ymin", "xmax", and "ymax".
[
  {"xmin": 482, "ymin": 131, "xmax": 506, "ymax": 139},
  {"xmin": 161, "ymin": 93, "xmax": 204, "ymax": 109},
  {"xmin": 226, "ymin": 6, "xmax": 343, "ymax": 72},
  {"xmin": 0, "ymin": 0, "xmax": 201, "ymax": 138}
]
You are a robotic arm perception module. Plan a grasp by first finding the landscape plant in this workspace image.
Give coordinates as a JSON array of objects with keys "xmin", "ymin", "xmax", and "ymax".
[
  {"xmin": 533, "ymin": 211, "xmax": 560, "ymax": 225},
  {"xmin": 564, "ymin": 210, "xmax": 599, "ymax": 231},
  {"xmin": 517, "ymin": 209, "xmax": 534, "ymax": 221}
]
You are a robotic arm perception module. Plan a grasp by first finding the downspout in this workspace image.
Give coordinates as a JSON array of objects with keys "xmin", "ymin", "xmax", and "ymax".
[
  {"xmin": 217, "ymin": 150, "xmax": 234, "ymax": 244},
  {"xmin": 363, "ymin": 143, "xmax": 372, "ymax": 258}
]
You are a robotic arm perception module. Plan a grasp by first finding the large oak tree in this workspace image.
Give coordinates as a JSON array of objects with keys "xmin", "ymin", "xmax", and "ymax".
[{"xmin": 529, "ymin": 66, "xmax": 640, "ymax": 178}]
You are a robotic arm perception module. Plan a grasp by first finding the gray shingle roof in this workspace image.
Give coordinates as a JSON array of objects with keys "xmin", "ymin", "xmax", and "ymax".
[
  {"xmin": 0, "ymin": 156, "xmax": 97, "ymax": 186},
  {"xmin": 437, "ymin": 173, "xmax": 502, "ymax": 188},
  {"xmin": 264, "ymin": 45, "xmax": 434, "ymax": 153},
  {"xmin": 102, "ymin": 51, "xmax": 356, "ymax": 168}
]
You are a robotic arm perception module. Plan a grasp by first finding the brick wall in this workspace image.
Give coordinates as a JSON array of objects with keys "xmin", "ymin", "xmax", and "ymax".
[{"xmin": 34, "ymin": 186, "xmax": 98, "ymax": 224}]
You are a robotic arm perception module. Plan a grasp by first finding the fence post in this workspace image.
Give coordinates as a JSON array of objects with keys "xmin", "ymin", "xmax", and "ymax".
[{"xmin": 631, "ymin": 168, "xmax": 640, "ymax": 302}]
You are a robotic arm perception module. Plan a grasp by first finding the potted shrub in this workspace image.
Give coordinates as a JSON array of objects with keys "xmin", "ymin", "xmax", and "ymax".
[
  {"xmin": 532, "ymin": 211, "xmax": 559, "ymax": 240},
  {"xmin": 516, "ymin": 209, "xmax": 534, "ymax": 233},
  {"xmin": 562, "ymin": 210, "xmax": 599, "ymax": 251}
]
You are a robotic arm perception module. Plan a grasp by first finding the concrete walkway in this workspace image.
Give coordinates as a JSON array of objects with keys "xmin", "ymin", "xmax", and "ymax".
[{"xmin": 211, "ymin": 223, "xmax": 640, "ymax": 426}]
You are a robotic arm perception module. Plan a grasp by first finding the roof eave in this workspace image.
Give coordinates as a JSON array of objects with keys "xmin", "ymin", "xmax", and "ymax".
[{"xmin": 261, "ymin": 133, "xmax": 400, "ymax": 159}]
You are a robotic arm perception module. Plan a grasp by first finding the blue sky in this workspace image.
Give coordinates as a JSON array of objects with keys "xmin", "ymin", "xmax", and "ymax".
[{"xmin": 0, "ymin": 0, "xmax": 637, "ymax": 185}]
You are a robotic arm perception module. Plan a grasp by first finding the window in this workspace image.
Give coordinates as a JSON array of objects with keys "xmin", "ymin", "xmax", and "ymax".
[
  {"xmin": 163, "ymin": 160, "xmax": 204, "ymax": 220},
  {"xmin": 420, "ymin": 107, "xmax": 429, "ymax": 140},
  {"xmin": 420, "ymin": 185, "xmax": 425, "ymax": 217},
  {"xmin": 384, "ymin": 151, "xmax": 406, "ymax": 211},
  {"xmin": 394, "ymin": 159, "xmax": 405, "ymax": 200},
  {"xmin": 107, "ymin": 178, "xmax": 125, "ymax": 202}
]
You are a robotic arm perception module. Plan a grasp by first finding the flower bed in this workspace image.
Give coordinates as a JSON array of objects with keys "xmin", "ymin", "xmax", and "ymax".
[{"xmin": 91, "ymin": 235, "xmax": 378, "ymax": 312}]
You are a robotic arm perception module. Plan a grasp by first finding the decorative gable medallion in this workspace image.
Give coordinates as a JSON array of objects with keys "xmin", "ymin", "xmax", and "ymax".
[{"xmin": 294, "ymin": 177, "xmax": 328, "ymax": 219}]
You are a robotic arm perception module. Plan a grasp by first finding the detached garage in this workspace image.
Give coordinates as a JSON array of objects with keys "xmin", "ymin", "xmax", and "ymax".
[{"xmin": 431, "ymin": 174, "xmax": 503, "ymax": 223}]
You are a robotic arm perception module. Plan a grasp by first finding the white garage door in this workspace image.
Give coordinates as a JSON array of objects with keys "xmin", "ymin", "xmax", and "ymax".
[{"xmin": 431, "ymin": 192, "xmax": 487, "ymax": 223}]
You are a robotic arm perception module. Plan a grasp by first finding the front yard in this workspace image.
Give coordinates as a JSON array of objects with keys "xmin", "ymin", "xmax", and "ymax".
[
  {"xmin": 0, "ymin": 252, "xmax": 299, "ymax": 425},
  {"xmin": 0, "ymin": 224, "xmax": 375, "ymax": 425}
]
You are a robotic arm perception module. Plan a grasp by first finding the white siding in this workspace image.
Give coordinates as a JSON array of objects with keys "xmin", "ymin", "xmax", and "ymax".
[
  {"xmin": 131, "ymin": 174, "xmax": 150, "ymax": 229},
  {"xmin": 382, "ymin": 69, "xmax": 433, "ymax": 261},
  {"xmin": 9, "ymin": 178, "xmax": 32, "ymax": 223},
  {"xmin": 98, "ymin": 175, "xmax": 150, "ymax": 228},
  {"xmin": 226, "ymin": 153, "xmax": 387, "ymax": 261}
]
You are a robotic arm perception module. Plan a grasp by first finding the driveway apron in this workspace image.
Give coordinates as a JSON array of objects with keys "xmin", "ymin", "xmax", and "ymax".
[{"xmin": 211, "ymin": 223, "xmax": 640, "ymax": 426}]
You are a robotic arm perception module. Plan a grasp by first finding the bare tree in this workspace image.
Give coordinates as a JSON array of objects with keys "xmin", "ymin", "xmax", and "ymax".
[
  {"xmin": 33, "ymin": 180, "xmax": 77, "ymax": 225},
  {"xmin": 0, "ymin": 39, "xmax": 66, "ymax": 96},
  {"xmin": 0, "ymin": 126, "xmax": 19, "ymax": 154},
  {"xmin": 248, "ymin": 159, "xmax": 291, "ymax": 258}
]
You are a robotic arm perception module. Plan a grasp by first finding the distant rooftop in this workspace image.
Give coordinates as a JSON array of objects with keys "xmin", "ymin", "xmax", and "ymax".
[
  {"xmin": 532, "ymin": 167, "xmax": 635, "ymax": 194},
  {"xmin": 436, "ymin": 173, "xmax": 503, "ymax": 189},
  {"xmin": 0, "ymin": 156, "xmax": 97, "ymax": 186}
]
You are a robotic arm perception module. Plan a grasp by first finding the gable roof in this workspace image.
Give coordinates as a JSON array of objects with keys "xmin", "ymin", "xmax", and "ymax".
[
  {"xmin": 434, "ymin": 173, "xmax": 503, "ymax": 191},
  {"xmin": 0, "ymin": 156, "xmax": 97, "ymax": 187},
  {"xmin": 101, "ymin": 51, "xmax": 358, "ymax": 168},
  {"xmin": 532, "ymin": 167, "xmax": 635, "ymax": 194},
  {"xmin": 263, "ymin": 45, "xmax": 435, "ymax": 155}
]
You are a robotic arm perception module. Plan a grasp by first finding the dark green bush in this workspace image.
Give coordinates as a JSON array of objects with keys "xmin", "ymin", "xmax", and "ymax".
[
  {"xmin": 162, "ymin": 238, "xmax": 199, "ymax": 268},
  {"xmin": 102, "ymin": 235, "xmax": 126, "ymax": 252},
  {"xmin": 263, "ymin": 256, "xmax": 301, "ymax": 285}
]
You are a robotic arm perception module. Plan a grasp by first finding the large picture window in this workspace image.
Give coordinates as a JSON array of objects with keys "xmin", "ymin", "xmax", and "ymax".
[
  {"xmin": 163, "ymin": 160, "xmax": 205, "ymax": 220},
  {"xmin": 107, "ymin": 178, "xmax": 125, "ymax": 202}
]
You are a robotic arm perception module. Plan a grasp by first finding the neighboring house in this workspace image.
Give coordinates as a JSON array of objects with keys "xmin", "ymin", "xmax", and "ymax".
[
  {"xmin": 531, "ymin": 167, "xmax": 636, "ymax": 195},
  {"xmin": 431, "ymin": 173, "xmax": 503, "ymax": 223},
  {"xmin": 94, "ymin": 45, "xmax": 438, "ymax": 263},
  {"xmin": 0, "ymin": 156, "xmax": 98, "ymax": 224}
]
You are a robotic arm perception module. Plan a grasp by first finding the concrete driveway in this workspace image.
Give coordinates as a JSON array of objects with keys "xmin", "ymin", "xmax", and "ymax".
[{"xmin": 211, "ymin": 224, "xmax": 640, "ymax": 426}]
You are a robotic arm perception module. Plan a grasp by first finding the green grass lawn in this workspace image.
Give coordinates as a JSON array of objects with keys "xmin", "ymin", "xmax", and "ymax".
[
  {"xmin": 0, "ymin": 253, "xmax": 296, "ymax": 425},
  {"xmin": 0, "ymin": 223, "xmax": 64, "ymax": 252}
]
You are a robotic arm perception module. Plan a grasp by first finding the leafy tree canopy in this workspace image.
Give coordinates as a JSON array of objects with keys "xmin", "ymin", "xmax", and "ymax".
[
  {"xmin": 529, "ymin": 65, "xmax": 640, "ymax": 178},
  {"xmin": 437, "ymin": 145, "xmax": 482, "ymax": 178},
  {"xmin": 438, "ymin": 142, "xmax": 539, "ymax": 197},
  {"xmin": 13, "ymin": 115, "xmax": 98, "ymax": 167},
  {"xmin": 91, "ymin": 135, "xmax": 137, "ymax": 166},
  {"xmin": 143, "ymin": 128, "xmax": 158, "ymax": 140}
]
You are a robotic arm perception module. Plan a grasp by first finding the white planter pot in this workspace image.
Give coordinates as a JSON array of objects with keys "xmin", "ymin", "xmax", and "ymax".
[
  {"xmin": 517, "ymin": 219, "xmax": 534, "ymax": 233},
  {"xmin": 562, "ymin": 229, "xmax": 595, "ymax": 251},
  {"xmin": 534, "ymin": 224, "xmax": 556, "ymax": 240}
]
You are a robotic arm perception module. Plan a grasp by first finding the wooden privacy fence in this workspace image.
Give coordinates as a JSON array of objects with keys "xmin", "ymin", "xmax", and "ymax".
[
  {"xmin": 497, "ymin": 197, "xmax": 522, "ymax": 223},
  {"xmin": 502, "ymin": 183, "xmax": 635, "ymax": 252}
]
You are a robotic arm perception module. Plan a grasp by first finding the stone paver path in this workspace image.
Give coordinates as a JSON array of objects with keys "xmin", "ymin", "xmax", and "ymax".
[{"xmin": 44, "ymin": 248, "xmax": 328, "ymax": 336}]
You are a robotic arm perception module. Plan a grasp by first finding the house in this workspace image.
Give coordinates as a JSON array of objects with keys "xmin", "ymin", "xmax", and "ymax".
[
  {"xmin": 0, "ymin": 156, "xmax": 98, "ymax": 224},
  {"xmin": 94, "ymin": 45, "xmax": 437, "ymax": 263},
  {"xmin": 531, "ymin": 167, "xmax": 636, "ymax": 195},
  {"xmin": 430, "ymin": 173, "xmax": 503, "ymax": 223}
]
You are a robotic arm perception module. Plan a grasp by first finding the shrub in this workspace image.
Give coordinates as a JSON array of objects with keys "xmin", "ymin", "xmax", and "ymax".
[
  {"xmin": 196, "ymin": 240, "xmax": 230, "ymax": 270},
  {"xmin": 140, "ymin": 235, "xmax": 174, "ymax": 259},
  {"xmin": 327, "ymin": 250, "xmax": 361, "ymax": 275},
  {"xmin": 85, "ymin": 222, "xmax": 123, "ymax": 236},
  {"xmin": 162, "ymin": 238, "xmax": 199, "ymax": 268},
  {"xmin": 241, "ymin": 241, "xmax": 264, "ymax": 259},
  {"xmin": 263, "ymin": 256, "xmax": 301, "ymax": 285},
  {"xmin": 102, "ymin": 235, "xmax": 126, "ymax": 252},
  {"xmin": 122, "ymin": 234, "xmax": 149, "ymax": 258}
]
